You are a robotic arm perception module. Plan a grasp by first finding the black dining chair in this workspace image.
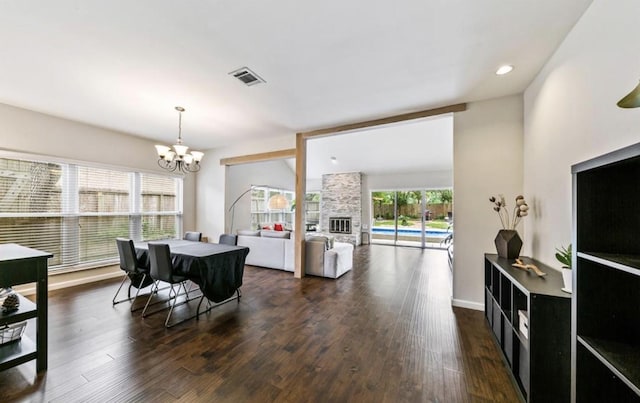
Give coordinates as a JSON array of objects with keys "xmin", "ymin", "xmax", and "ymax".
[
  {"xmin": 183, "ymin": 231, "xmax": 202, "ymax": 242},
  {"xmin": 142, "ymin": 243, "xmax": 193, "ymax": 327},
  {"xmin": 219, "ymin": 234, "xmax": 237, "ymax": 246},
  {"xmin": 113, "ymin": 238, "xmax": 152, "ymax": 311}
]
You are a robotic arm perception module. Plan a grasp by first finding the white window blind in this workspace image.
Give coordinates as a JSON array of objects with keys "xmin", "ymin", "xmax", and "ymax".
[
  {"xmin": 0, "ymin": 156, "xmax": 182, "ymax": 271},
  {"xmin": 76, "ymin": 166, "xmax": 131, "ymax": 266},
  {"xmin": 140, "ymin": 173, "xmax": 180, "ymax": 241},
  {"xmin": 0, "ymin": 158, "xmax": 63, "ymax": 266}
]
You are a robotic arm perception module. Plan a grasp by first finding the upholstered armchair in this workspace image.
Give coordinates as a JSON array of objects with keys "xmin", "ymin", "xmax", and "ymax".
[{"xmin": 304, "ymin": 236, "xmax": 353, "ymax": 278}]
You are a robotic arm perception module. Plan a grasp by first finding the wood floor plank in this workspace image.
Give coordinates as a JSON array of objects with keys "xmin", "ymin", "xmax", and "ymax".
[{"xmin": 0, "ymin": 245, "xmax": 520, "ymax": 402}]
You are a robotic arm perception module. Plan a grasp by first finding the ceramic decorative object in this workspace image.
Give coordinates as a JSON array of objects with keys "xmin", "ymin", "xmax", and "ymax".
[
  {"xmin": 494, "ymin": 229, "xmax": 523, "ymax": 259},
  {"xmin": 555, "ymin": 244, "xmax": 572, "ymax": 293},
  {"xmin": 561, "ymin": 269, "xmax": 572, "ymax": 293},
  {"xmin": 489, "ymin": 194, "xmax": 529, "ymax": 259}
]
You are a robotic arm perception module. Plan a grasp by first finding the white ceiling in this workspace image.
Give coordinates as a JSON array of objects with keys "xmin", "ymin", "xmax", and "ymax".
[
  {"xmin": 305, "ymin": 114, "xmax": 453, "ymax": 180},
  {"xmin": 0, "ymin": 1, "xmax": 592, "ymax": 150}
]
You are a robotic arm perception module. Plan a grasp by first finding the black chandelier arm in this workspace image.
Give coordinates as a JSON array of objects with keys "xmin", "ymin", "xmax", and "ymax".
[
  {"xmin": 158, "ymin": 158, "xmax": 178, "ymax": 172},
  {"xmin": 183, "ymin": 162, "xmax": 201, "ymax": 173},
  {"xmin": 158, "ymin": 158, "xmax": 200, "ymax": 174}
]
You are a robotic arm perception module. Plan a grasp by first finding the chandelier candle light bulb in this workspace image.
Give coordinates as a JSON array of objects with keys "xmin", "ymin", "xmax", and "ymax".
[{"xmin": 155, "ymin": 106, "xmax": 204, "ymax": 174}]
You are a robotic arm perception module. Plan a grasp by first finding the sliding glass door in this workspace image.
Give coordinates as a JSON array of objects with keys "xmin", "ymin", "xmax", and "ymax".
[{"xmin": 370, "ymin": 189, "xmax": 452, "ymax": 249}]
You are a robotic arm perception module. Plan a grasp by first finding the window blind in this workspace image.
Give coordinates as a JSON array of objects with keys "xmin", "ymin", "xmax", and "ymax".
[
  {"xmin": 76, "ymin": 166, "xmax": 131, "ymax": 266},
  {"xmin": 0, "ymin": 159, "xmax": 63, "ymax": 266},
  {"xmin": 0, "ymin": 156, "xmax": 182, "ymax": 270},
  {"xmin": 140, "ymin": 173, "xmax": 179, "ymax": 241}
]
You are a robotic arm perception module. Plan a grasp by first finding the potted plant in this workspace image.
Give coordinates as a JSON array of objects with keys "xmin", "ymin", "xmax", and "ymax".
[
  {"xmin": 489, "ymin": 195, "xmax": 529, "ymax": 259},
  {"xmin": 556, "ymin": 244, "xmax": 572, "ymax": 293}
]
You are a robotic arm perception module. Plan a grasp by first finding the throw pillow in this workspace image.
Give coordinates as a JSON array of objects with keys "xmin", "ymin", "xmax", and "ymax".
[
  {"xmin": 274, "ymin": 223, "xmax": 284, "ymax": 231},
  {"xmin": 306, "ymin": 235, "xmax": 330, "ymax": 250}
]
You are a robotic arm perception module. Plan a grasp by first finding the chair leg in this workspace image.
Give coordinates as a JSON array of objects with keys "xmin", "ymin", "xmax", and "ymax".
[
  {"xmin": 129, "ymin": 274, "xmax": 148, "ymax": 312},
  {"xmin": 112, "ymin": 273, "xmax": 129, "ymax": 305},
  {"xmin": 196, "ymin": 288, "xmax": 242, "ymax": 320},
  {"xmin": 141, "ymin": 281, "xmax": 160, "ymax": 317},
  {"xmin": 165, "ymin": 284, "xmax": 180, "ymax": 327}
]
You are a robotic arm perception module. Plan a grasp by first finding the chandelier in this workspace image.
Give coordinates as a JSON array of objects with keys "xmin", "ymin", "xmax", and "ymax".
[{"xmin": 155, "ymin": 106, "xmax": 204, "ymax": 173}]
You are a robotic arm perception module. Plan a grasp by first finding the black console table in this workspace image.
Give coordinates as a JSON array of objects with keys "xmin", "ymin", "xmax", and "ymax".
[
  {"xmin": 484, "ymin": 254, "xmax": 570, "ymax": 402},
  {"xmin": 0, "ymin": 244, "xmax": 51, "ymax": 373}
]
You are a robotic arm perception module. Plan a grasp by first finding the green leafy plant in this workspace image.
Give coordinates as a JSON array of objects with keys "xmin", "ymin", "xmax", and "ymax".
[{"xmin": 555, "ymin": 244, "xmax": 572, "ymax": 269}]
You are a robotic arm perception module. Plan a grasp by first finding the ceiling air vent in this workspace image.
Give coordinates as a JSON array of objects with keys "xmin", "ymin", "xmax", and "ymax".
[{"xmin": 229, "ymin": 67, "xmax": 266, "ymax": 86}]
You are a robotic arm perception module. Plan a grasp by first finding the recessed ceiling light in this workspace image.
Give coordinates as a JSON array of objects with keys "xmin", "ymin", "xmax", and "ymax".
[
  {"xmin": 330, "ymin": 156, "xmax": 338, "ymax": 164},
  {"xmin": 496, "ymin": 65, "xmax": 514, "ymax": 75}
]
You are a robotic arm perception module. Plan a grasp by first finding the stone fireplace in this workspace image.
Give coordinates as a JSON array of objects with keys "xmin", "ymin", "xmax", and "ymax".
[{"xmin": 320, "ymin": 172, "xmax": 361, "ymax": 245}]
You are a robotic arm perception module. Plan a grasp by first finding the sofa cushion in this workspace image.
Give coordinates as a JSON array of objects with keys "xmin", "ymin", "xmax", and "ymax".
[
  {"xmin": 237, "ymin": 229, "xmax": 260, "ymax": 237},
  {"xmin": 261, "ymin": 230, "xmax": 291, "ymax": 239},
  {"xmin": 306, "ymin": 235, "xmax": 333, "ymax": 250}
]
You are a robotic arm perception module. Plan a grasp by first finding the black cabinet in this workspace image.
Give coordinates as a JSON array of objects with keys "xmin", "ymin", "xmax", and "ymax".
[
  {"xmin": 0, "ymin": 244, "xmax": 51, "ymax": 373},
  {"xmin": 572, "ymin": 142, "xmax": 640, "ymax": 402},
  {"xmin": 485, "ymin": 254, "xmax": 571, "ymax": 402}
]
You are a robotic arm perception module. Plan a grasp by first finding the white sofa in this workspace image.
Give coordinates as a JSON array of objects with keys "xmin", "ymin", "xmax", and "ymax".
[
  {"xmin": 236, "ymin": 230, "xmax": 353, "ymax": 278},
  {"xmin": 237, "ymin": 230, "xmax": 295, "ymax": 272}
]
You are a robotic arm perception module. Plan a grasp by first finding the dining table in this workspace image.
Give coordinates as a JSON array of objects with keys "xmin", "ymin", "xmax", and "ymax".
[{"xmin": 134, "ymin": 239, "xmax": 249, "ymax": 303}]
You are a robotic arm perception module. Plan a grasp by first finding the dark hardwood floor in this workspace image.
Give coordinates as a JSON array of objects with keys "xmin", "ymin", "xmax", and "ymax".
[{"xmin": 0, "ymin": 245, "xmax": 519, "ymax": 402}]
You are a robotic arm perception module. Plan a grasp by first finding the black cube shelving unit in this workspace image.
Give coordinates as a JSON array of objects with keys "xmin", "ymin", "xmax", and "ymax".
[
  {"xmin": 572, "ymin": 142, "xmax": 640, "ymax": 402},
  {"xmin": 485, "ymin": 254, "xmax": 571, "ymax": 402}
]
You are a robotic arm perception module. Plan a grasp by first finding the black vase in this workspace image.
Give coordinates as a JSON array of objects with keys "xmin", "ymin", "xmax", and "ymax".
[{"xmin": 494, "ymin": 230, "xmax": 522, "ymax": 259}]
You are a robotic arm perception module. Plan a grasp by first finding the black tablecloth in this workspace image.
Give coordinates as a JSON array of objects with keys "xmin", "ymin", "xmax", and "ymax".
[{"xmin": 134, "ymin": 240, "xmax": 249, "ymax": 302}]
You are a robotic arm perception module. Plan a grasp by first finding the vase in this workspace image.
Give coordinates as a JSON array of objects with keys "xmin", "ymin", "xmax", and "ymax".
[
  {"xmin": 494, "ymin": 229, "xmax": 522, "ymax": 259},
  {"xmin": 561, "ymin": 269, "xmax": 572, "ymax": 293}
]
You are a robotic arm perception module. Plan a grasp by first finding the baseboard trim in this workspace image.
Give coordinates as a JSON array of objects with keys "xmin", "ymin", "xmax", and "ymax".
[
  {"xmin": 451, "ymin": 298, "xmax": 484, "ymax": 311},
  {"xmin": 16, "ymin": 271, "xmax": 122, "ymax": 296}
]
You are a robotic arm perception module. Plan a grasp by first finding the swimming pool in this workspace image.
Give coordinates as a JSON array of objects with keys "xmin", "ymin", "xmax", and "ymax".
[{"xmin": 371, "ymin": 227, "xmax": 451, "ymax": 238}]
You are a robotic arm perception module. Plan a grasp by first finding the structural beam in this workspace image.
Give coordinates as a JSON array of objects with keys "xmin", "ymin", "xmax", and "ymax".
[
  {"xmin": 294, "ymin": 133, "xmax": 306, "ymax": 278},
  {"xmin": 299, "ymin": 103, "xmax": 467, "ymax": 139},
  {"xmin": 220, "ymin": 148, "xmax": 296, "ymax": 166}
]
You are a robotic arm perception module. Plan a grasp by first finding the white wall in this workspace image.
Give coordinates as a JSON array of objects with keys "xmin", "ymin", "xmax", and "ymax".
[
  {"xmin": 225, "ymin": 160, "xmax": 295, "ymax": 233},
  {"xmin": 453, "ymin": 95, "xmax": 524, "ymax": 309},
  {"xmin": 196, "ymin": 134, "xmax": 295, "ymax": 241},
  {"xmin": 0, "ymin": 102, "xmax": 196, "ymax": 231},
  {"xmin": 523, "ymin": 0, "xmax": 640, "ymax": 267}
]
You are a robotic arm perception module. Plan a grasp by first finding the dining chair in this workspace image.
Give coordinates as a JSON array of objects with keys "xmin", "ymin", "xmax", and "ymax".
[
  {"xmin": 218, "ymin": 234, "xmax": 237, "ymax": 246},
  {"xmin": 183, "ymin": 231, "xmax": 202, "ymax": 242},
  {"xmin": 113, "ymin": 238, "xmax": 152, "ymax": 311},
  {"xmin": 142, "ymin": 243, "xmax": 193, "ymax": 327}
]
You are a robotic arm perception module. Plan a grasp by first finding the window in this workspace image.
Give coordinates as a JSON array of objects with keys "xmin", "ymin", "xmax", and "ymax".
[
  {"xmin": 0, "ymin": 155, "xmax": 182, "ymax": 271},
  {"xmin": 250, "ymin": 186, "xmax": 294, "ymax": 230}
]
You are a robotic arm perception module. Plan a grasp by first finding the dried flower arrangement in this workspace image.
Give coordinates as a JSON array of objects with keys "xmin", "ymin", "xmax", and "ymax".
[{"xmin": 489, "ymin": 194, "xmax": 529, "ymax": 230}]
